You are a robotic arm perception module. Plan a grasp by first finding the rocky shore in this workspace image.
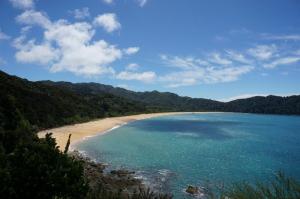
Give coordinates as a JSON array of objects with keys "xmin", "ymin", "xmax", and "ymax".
[
  {"xmin": 69, "ymin": 151, "xmax": 143, "ymax": 196},
  {"xmin": 69, "ymin": 151, "xmax": 173, "ymax": 199}
]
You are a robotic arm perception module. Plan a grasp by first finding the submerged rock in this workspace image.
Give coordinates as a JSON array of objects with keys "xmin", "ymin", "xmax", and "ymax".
[{"xmin": 186, "ymin": 185, "xmax": 199, "ymax": 195}]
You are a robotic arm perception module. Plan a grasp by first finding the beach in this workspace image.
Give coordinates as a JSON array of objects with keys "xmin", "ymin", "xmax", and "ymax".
[{"xmin": 38, "ymin": 112, "xmax": 203, "ymax": 150}]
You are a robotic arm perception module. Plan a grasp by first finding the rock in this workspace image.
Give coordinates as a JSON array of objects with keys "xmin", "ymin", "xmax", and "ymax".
[
  {"xmin": 186, "ymin": 185, "xmax": 199, "ymax": 195},
  {"xmin": 111, "ymin": 169, "xmax": 135, "ymax": 177}
]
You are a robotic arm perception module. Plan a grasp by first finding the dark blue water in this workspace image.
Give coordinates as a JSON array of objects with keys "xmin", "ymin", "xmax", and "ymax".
[{"xmin": 75, "ymin": 113, "xmax": 300, "ymax": 198}]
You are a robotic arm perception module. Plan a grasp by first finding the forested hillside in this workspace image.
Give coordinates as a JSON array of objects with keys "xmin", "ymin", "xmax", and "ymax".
[
  {"xmin": 1, "ymin": 70, "xmax": 300, "ymax": 132},
  {"xmin": 0, "ymin": 71, "xmax": 148, "ymax": 130},
  {"xmin": 39, "ymin": 81, "xmax": 224, "ymax": 111}
]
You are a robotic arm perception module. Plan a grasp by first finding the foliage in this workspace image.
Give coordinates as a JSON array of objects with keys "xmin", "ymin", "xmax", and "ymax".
[
  {"xmin": 0, "ymin": 94, "xmax": 88, "ymax": 198},
  {"xmin": 0, "ymin": 133, "xmax": 88, "ymax": 199},
  {"xmin": 86, "ymin": 186, "xmax": 172, "ymax": 199},
  {"xmin": 1, "ymin": 70, "xmax": 300, "ymax": 199},
  {"xmin": 0, "ymin": 70, "xmax": 149, "ymax": 131},
  {"xmin": 208, "ymin": 171, "xmax": 300, "ymax": 199}
]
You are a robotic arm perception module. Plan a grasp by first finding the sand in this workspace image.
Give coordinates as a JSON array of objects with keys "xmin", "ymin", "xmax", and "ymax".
[{"xmin": 38, "ymin": 112, "xmax": 210, "ymax": 151}]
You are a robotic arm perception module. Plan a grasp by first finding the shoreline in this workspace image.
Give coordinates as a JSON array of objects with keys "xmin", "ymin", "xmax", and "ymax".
[{"xmin": 38, "ymin": 112, "xmax": 218, "ymax": 150}]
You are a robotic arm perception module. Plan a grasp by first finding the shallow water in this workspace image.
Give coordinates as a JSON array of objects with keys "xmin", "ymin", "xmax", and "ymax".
[{"xmin": 75, "ymin": 113, "xmax": 300, "ymax": 198}]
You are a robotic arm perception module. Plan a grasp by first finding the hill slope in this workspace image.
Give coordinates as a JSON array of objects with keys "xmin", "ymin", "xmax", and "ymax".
[
  {"xmin": 0, "ymin": 71, "xmax": 148, "ymax": 130},
  {"xmin": 1, "ymin": 70, "xmax": 299, "ymax": 131}
]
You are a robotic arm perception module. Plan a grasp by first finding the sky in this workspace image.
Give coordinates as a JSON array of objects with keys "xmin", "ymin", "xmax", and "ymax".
[{"xmin": 0, "ymin": 0, "xmax": 300, "ymax": 101}]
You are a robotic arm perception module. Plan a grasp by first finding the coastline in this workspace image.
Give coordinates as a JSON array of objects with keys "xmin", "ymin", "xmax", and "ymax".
[{"xmin": 38, "ymin": 112, "xmax": 215, "ymax": 150}]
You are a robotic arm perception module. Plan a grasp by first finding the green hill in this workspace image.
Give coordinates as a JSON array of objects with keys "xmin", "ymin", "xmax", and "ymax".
[{"xmin": 1, "ymin": 70, "xmax": 299, "ymax": 131}]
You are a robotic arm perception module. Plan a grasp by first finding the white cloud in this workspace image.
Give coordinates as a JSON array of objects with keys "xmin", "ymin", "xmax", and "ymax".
[
  {"xmin": 126, "ymin": 63, "xmax": 140, "ymax": 71},
  {"xmin": 160, "ymin": 54, "xmax": 208, "ymax": 70},
  {"xmin": 209, "ymin": 53, "xmax": 232, "ymax": 65},
  {"xmin": 70, "ymin": 7, "xmax": 90, "ymax": 20},
  {"xmin": 16, "ymin": 10, "xmax": 51, "ymax": 28},
  {"xmin": 0, "ymin": 30, "xmax": 10, "ymax": 40},
  {"xmin": 102, "ymin": 0, "xmax": 147, "ymax": 7},
  {"xmin": 247, "ymin": 44, "xmax": 277, "ymax": 60},
  {"xmin": 137, "ymin": 0, "xmax": 147, "ymax": 7},
  {"xmin": 226, "ymin": 50, "xmax": 252, "ymax": 64},
  {"xmin": 93, "ymin": 13, "xmax": 121, "ymax": 33},
  {"xmin": 160, "ymin": 55, "xmax": 253, "ymax": 87},
  {"xmin": 9, "ymin": 0, "xmax": 34, "ymax": 9},
  {"xmin": 263, "ymin": 34, "xmax": 300, "ymax": 41},
  {"xmin": 264, "ymin": 56, "xmax": 300, "ymax": 68},
  {"xmin": 124, "ymin": 47, "xmax": 140, "ymax": 55},
  {"xmin": 116, "ymin": 71, "xmax": 156, "ymax": 83},
  {"xmin": 261, "ymin": 73, "xmax": 269, "ymax": 77},
  {"xmin": 13, "ymin": 9, "xmax": 136, "ymax": 76},
  {"xmin": 103, "ymin": 0, "xmax": 114, "ymax": 4},
  {"xmin": 14, "ymin": 39, "xmax": 59, "ymax": 65},
  {"xmin": 117, "ymin": 84, "xmax": 129, "ymax": 89}
]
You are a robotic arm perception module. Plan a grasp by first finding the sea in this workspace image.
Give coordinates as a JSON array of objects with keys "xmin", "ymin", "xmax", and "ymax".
[{"xmin": 74, "ymin": 113, "xmax": 300, "ymax": 198}]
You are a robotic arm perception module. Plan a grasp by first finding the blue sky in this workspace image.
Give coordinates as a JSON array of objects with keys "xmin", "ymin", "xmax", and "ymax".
[{"xmin": 1, "ymin": 0, "xmax": 300, "ymax": 101}]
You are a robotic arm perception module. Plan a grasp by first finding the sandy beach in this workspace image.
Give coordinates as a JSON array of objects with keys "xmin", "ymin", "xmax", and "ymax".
[{"xmin": 38, "ymin": 112, "xmax": 207, "ymax": 150}]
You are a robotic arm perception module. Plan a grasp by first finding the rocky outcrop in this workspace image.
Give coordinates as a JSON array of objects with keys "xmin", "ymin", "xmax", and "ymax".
[
  {"xmin": 186, "ymin": 185, "xmax": 199, "ymax": 195},
  {"xmin": 69, "ymin": 151, "xmax": 142, "ymax": 195}
]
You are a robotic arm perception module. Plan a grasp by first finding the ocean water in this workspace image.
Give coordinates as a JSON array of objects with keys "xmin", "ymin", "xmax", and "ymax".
[{"xmin": 75, "ymin": 113, "xmax": 300, "ymax": 198}]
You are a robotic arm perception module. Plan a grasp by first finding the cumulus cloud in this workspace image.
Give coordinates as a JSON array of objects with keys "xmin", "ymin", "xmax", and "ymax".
[
  {"xmin": 9, "ymin": 0, "xmax": 34, "ymax": 9},
  {"xmin": 124, "ymin": 47, "xmax": 140, "ymax": 55},
  {"xmin": 14, "ymin": 38, "xmax": 59, "ymax": 65},
  {"xmin": 116, "ymin": 71, "xmax": 156, "ymax": 83},
  {"xmin": 247, "ymin": 44, "xmax": 277, "ymax": 60},
  {"xmin": 93, "ymin": 13, "xmax": 121, "ymax": 33},
  {"xmin": 70, "ymin": 7, "xmax": 90, "ymax": 20},
  {"xmin": 16, "ymin": 10, "xmax": 51, "ymax": 28},
  {"xmin": 13, "ymin": 10, "xmax": 136, "ymax": 76}
]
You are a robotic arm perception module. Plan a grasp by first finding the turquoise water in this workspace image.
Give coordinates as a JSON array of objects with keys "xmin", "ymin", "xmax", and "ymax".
[{"xmin": 75, "ymin": 113, "xmax": 300, "ymax": 198}]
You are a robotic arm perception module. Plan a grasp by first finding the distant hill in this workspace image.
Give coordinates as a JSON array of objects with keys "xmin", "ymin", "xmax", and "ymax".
[
  {"xmin": 1, "ymin": 70, "xmax": 299, "ymax": 130},
  {"xmin": 225, "ymin": 95, "xmax": 300, "ymax": 115},
  {"xmin": 39, "ymin": 81, "xmax": 224, "ymax": 111},
  {"xmin": 40, "ymin": 79, "xmax": 300, "ymax": 115}
]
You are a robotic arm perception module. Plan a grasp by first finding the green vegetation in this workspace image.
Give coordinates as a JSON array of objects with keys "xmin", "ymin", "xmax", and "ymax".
[
  {"xmin": 208, "ymin": 172, "xmax": 300, "ymax": 199},
  {"xmin": 0, "ymin": 97, "xmax": 88, "ymax": 198},
  {"xmin": 1, "ymin": 70, "xmax": 300, "ymax": 198},
  {"xmin": 0, "ymin": 70, "xmax": 150, "ymax": 131},
  {"xmin": 1, "ymin": 70, "xmax": 299, "ymax": 135},
  {"xmin": 0, "ymin": 89, "xmax": 171, "ymax": 198}
]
